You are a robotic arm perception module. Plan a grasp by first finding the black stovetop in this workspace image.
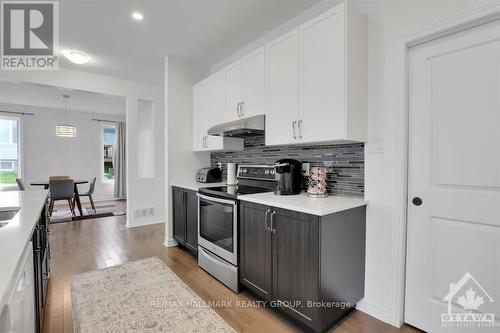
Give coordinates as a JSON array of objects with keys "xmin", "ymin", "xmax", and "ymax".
[{"xmin": 199, "ymin": 185, "xmax": 272, "ymax": 199}]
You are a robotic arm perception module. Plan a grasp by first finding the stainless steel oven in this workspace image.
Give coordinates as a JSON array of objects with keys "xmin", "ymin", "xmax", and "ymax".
[
  {"xmin": 197, "ymin": 193, "xmax": 238, "ymax": 265},
  {"xmin": 197, "ymin": 164, "xmax": 276, "ymax": 293}
]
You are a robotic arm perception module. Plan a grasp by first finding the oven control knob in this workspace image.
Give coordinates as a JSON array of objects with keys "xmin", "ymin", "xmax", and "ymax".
[
  {"xmin": 265, "ymin": 170, "xmax": 269, "ymax": 175},
  {"xmin": 241, "ymin": 168, "xmax": 248, "ymax": 173}
]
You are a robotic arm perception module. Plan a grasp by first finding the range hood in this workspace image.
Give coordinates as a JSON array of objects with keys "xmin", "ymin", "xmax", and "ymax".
[{"xmin": 207, "ymin": 115, "xmax": 265, "ymax": 138}]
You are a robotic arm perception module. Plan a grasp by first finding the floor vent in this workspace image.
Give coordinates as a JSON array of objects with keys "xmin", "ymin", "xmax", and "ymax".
[{"xmin": 133, "ymin": 207, "xmax": 155, "ymax": 220}]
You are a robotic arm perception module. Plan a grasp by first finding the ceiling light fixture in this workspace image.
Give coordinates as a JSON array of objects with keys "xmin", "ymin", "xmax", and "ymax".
[
  {"xmin": 62, "ymin": 49, "xmax": 91, "ymax": 65},
  {"xmin": 132, "ymin": 11, "xmax": 143, "ymax": 20},
  {"xmin": 56, "ymin": 95, "xmax": 77, "ymax": 137}
]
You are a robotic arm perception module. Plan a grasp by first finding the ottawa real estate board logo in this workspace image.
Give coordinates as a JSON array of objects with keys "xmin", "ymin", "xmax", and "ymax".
[
  {"xmin": 441, "ymin": 272, "xmax": 495, "ymax": 328},
  {"xmin": 1, "ymin": 1, "xmax": 58, "ymax": 70}
]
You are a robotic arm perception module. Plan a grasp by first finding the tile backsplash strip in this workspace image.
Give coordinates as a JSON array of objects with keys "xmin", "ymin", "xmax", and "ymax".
[{"xmin": 211, "ymin": 135, "xmax": 364, "ymax": 198}]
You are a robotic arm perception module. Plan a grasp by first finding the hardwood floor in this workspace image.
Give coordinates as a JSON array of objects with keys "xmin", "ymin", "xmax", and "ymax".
[{"xmin": 44, "ymin": 201, "xmax": 422, "ymax": 333}]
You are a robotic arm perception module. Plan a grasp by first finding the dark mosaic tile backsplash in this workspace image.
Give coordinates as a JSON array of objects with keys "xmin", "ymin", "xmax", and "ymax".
[{"xmin": 210, "ymin": 136, "xmax": 364, "ymax": 198}]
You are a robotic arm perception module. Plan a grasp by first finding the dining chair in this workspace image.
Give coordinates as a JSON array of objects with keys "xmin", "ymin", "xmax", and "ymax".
[
  {"xmin": 77, "ymin": 177, "xmax": 97, "ymax": 213},
  {"xmin": 15, "ymin": 178, "xmax": 25, "ymax": 191},
  {"xmin": 48, "ymin": 179, "xmax": 76, "ymax": 219},
  {"xmin": 49, "ymin": 176, "xmax": 70, "ymax": 181}
]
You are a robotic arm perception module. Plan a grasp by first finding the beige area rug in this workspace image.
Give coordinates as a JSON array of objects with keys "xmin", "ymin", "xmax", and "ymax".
[{"xmin": 71, "ymin": 257, "xmax": 235, "ymax": 333}]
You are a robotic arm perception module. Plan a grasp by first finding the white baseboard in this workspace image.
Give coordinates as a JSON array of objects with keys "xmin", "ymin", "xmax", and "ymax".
[
  {"xmin": 126, "ymin": 217, "xmax": 165, "ymax": 228},
  {"xmin": 164, "ymin": 238, "xmax": 178, "ymax": 247},
  {"xmin": 356, "ymin": 299, "xmax": 389, "ymax": 325}
]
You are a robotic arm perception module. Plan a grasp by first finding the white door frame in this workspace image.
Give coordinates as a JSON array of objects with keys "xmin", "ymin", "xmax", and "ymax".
[{"xmin": 388, "ymin": 1, "xmax": 500, "ymax": 327}]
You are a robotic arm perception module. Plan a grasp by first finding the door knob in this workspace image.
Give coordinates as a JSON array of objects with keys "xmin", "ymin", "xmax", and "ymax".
[{"xmin": 412, "ymin": 197, "xmax": 422, "ymax": 206}]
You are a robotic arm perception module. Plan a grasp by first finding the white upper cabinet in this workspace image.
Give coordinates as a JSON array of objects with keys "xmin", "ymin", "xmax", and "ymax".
[
  {"xmin": 241, "ymin": 48, "xmax": 265, "ymax": 118},
  {"xmin": 207, "ymin": 71, "xmax": 225, "ymax": 129},
  {"xmin": 224, "ymin": 62, "xmax": 243, "ymax": 122},
  {"xmin": 223, "ymin": 47, "xmax": 266, "ymax": 122},
  {"xmin": 192, "ymin": 1, "xmax": 367, "ymax": 150},
  {"xmin": 299, "ymin": 6, "xmax": 345, "ymax": 143},
  {"xmin": 192, "ymin": 74, "xmax": 243, "ymax": 152},
  {"xmin": 192, "ymin": 80, "xmax": 206, "ymax": 151},
  {"xmin": 265, "ymin": 2, "xmax": 367, "ymax": 145},
  {"xmin": 265, "ymin": 30, "xmax": 300, "ymax": 146}
]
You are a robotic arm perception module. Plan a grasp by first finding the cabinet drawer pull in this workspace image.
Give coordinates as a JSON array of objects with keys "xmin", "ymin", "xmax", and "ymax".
[
  {"xmin": 264, "ymin": 209, "xmax": 271, "ymax": 231},
  {"xmin": 240, "ymin": 101, "xmax": 244, "ymax": 117},
  {"xmin": 292, "ymin": 121, "xmax": 297, "ymax": 139},
  {"xmin": 270, "ymin": 211, "xmax": 276, "ymax": 233}
]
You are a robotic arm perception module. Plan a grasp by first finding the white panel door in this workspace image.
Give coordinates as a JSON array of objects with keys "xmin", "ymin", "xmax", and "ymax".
[
  {"xmin": 299, "ymin": 6, "xmax": 345, "ymax": 144},
  {"xmin": 241, "ymin": 48, "xmax": 265, "ymax": 118},
  {"xmin": 224, "ymin": 62, "xmax": 243, "ymax": 122},
  {"xmin": 406, "ymin": 21, "xmax": 500, "ymax": 332},
  {"xmin": 265, "ymin": 29, "xmax": 299, "ymax": 146}
]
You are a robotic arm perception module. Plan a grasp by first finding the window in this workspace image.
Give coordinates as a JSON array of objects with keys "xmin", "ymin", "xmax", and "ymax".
[
  {"xmin": 0, "ymin": 116, "xmax": 20, "ymax": 186},
  {"xmin": 101, "ymin": 124, "xmax": 116, "ymax": 182}
]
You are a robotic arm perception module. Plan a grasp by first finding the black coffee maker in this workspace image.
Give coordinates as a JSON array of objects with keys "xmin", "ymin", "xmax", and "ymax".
[{"xmin": 274, "ymin": 159, "xmax": 302, "ymax": 195}]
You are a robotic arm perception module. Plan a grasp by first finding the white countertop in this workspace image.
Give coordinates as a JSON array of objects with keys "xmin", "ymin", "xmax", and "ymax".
[
  {"xmin": 238, "ymin": 192, "xmax": 367, "ymax": 216},
  {"xmin": 171, "ymin": 181, "xmax": 226, "ymax": 192},
  {"xmin": 0, "ymin": 190, "xmax": 48, "ymax": 310}
]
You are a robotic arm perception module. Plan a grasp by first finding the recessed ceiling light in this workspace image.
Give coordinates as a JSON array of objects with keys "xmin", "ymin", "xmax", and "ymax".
[
  {"xmin": 132, "ymin": 11, "xmax": 143, "ymax": 21},
  {"xmin": 62, "ymin": 49, "xmax": 91, "ymax": 65}
]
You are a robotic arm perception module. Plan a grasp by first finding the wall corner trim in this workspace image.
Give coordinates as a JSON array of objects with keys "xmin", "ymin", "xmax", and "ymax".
[
  {"xmin": 356, "ymin": 299, "xmax": 389, "ymax": 325},
  {"xmin": 164, "ymin": 238, "xmax": 178, "ymax": 247}
]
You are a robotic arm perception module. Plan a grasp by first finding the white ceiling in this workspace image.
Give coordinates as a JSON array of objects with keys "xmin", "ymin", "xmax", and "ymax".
[
  {"xmin": 58, "ymin": 0, "xmax": 321, "ymax": 84},
  {"xmin": 0, "ymin": 81, "xmax": 126, "ymax": 115}
]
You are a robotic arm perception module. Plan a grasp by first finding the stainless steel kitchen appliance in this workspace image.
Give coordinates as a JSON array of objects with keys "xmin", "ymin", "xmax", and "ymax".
[
  {"xmin": 196, "ymin": 167, "xmax": 222, "ymax": 183},
  {"xmin": 197, "ymin": 164, "xmax": 275, "ymax": 292}
]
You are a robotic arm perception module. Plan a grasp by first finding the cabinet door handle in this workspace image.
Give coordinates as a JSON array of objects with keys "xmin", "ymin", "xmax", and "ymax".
[
  {"xmin": 203, "ymin": 136, "xmax": 207, "ymax": 148},
  {"xmin": 264, "ymin": 209, "xmax": 271, "ymax": 231},
  {"xmin": 298, "ymin": 119, "xmax": 303, "ymax": 139},
  {"xmin": 240, "ymin": 101, "xmax": 244, "ymax": 117},
  {"xmin": 270, "ymin": 211, "xmax": 276, "ymax": 233},
  {"xmin": 292, "ymin": 120, "xmax": 297, "ymax": 139},
  {"xmin": 237, "ymin": 102, "xmax": 241, "ymax": 117}
]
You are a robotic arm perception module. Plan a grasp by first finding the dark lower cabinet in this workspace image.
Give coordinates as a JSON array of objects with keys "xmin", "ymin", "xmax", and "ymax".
[
  {"xmin": 32, "ymin": 203, "xmax": 50, "ymax": 333},
  {"xmin": 172, "ymin": 186, "xmax": 198, "ymax": 254},
  {"xmin": 239, "ymin": 201, "xmax": 366, "ymax": 332},
  {"xmin": 240, "ymin": 203, "xmax": 272, "ymax": 300},
  {"xmin": 185, "ymin": 190, "xmax": 198, "ymax": 253},
  {"xmin": 272, "ymin": 208, "xmax": 320, "ymax": 325}
]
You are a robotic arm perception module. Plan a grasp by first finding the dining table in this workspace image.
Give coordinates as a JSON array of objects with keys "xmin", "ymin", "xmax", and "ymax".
[{"xmin": 31, "ymin": 179, "xmax": 89, "ymax": 217}]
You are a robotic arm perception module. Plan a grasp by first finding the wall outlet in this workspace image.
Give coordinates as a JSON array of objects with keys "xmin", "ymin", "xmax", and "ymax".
[{"xmin": 302, "ymin": 163, "xmax": 310, "ymax": 177}]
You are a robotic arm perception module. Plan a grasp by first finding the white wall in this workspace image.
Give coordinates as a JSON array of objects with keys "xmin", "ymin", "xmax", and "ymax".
[
  {"xmin": 357, "ymin": 0, "xmax": 498, "ymax": 325},
  {"xmin": 0, "ymin": 103, "xmax": 124, "ymax": 201},
  {"xmin": 207, "ymin": 0, "xmax": 500, "ymax": 326},
  {"xmin": 0, "ymin": 67, "xmax": 165, "ymax": 228},
  {"xmin": 164, "ymin": 56, "xmax": 210, "ymax": 246}
]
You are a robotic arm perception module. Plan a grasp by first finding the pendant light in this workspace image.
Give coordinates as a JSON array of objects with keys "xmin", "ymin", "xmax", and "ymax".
[{"xmin": 56, "ymin": 94, "xmax": 77, "ymax": 137}]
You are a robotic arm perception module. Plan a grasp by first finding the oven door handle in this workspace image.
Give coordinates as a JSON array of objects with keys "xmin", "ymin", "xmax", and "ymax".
[{"xmin": 197, "ymin": 193, "xmax": 237, "ymax": 205}]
